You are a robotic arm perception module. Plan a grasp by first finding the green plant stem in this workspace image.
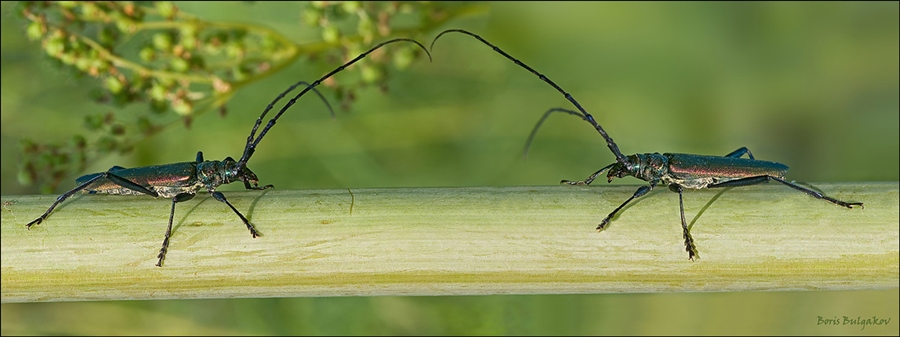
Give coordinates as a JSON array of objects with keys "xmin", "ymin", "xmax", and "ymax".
[{"xmin": 1, "ymin": 183, "xmax": 896, "ymax": 303}]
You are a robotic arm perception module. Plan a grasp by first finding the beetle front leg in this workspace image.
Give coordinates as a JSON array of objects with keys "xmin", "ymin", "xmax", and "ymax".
[
  {"xmin": 597, "ymin": 183, "xmax": 655, "ymax": 231},
  {"xmin": 244, "ymin": 180, "xmax": 274, "ymax": 190},
  {"xmin": 157, "ymin": 193, "xmax": 196, "ymax": 267},
  {"xmin": 562, "ymin": 162, "xmax": 616, "ymax": 186},
  {"xmin": 670, "ymin": 184, "xmax": 698, "ymax": 260},
  {"xmin": 562, "ymin": 168, "xmax": 605, "ymax": 186},
  {"xmin": 211, "ymin": 191, "xmax": 261, "ymax": 238}
]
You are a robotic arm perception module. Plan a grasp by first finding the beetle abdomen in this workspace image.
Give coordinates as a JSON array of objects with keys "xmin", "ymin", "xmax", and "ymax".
[
  {"xmin": 76, "ymin": 162, "xmax": 201, "ymax": 197},
  {"xmin": 665, "ymin": 153, "xmax": 789, "ymax": 181}
]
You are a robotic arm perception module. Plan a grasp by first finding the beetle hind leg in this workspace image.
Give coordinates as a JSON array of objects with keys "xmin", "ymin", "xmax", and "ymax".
[
  {"xmin": 25, "ymin": 169, "xmax": 159, "ymax": 229},
  {"xmin": 708, "ymin": 175, "xmax": 863, "ymax": 209},
  {"xmin": 724, "ymin": 147, "xmax": 754, "ymax": 159}
]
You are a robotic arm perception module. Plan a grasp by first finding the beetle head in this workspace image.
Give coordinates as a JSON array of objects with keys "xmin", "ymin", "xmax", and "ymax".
[{"xmin": 223, "ymin": 157, "xmax": 272, "ymax": 190}]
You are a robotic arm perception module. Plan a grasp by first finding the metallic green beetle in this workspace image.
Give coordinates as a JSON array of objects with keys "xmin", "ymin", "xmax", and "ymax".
[
  {"xmin": 431, "ymin": 29, "xmax": 863, "ymax": 260},
  {"xmin": 26, "ymin": 38, "xmax": 431, "ymax": 266}
]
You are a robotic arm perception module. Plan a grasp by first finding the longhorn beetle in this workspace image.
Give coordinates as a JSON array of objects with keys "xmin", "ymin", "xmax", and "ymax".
[
  {"xmin": 430, "ymin": 29, "xmax": 863, "ymax": 260},
  {"xmin": 25, "ymin": 37, "xmax": 431, "ymax": 266}
]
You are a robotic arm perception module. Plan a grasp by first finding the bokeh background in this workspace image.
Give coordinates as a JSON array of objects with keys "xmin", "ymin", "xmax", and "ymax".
[{"xmin": 2, "ymin": 1, "xmax": 897, "ymax": 335}]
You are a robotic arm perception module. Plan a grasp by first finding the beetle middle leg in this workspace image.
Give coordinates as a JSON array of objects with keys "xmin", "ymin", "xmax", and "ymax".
[
  {"xmin": 670, "ymin": 184, "xmax": 699, "ymax": 260},
  {"xmin": 157, "ymin": 192, "xmax": 196, "ymax": 267}
]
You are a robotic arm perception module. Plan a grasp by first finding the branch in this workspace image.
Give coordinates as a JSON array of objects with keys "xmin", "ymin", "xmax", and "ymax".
[{"xmin": 1, "ymin": 183, "xmax": 897, "ymax": 303}]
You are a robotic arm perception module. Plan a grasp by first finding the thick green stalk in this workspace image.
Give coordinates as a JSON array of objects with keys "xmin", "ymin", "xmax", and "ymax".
[{"xmin": 1, "ymin": 183, "xmax": 897, "ymax": 303}]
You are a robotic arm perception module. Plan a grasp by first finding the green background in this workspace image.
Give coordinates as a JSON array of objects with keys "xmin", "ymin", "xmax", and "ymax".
[{"xmin": 2, "ymin": 2, "xmax": 897, "ymax": 335}]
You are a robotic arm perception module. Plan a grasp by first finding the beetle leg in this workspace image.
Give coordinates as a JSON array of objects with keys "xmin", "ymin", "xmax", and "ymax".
[
  {"xmin": 156, "ymin": 192, "xmax": 196, "ymax": 267},
  {"xmin": 210, "ymin": 191, "xmax": 261, "ymax": 238},
  {"xmin": 243, "ymin": 180, "xmax": 274, "ymax": 190},
  {"xmin": 562, "ymin": 162, "xmax": 616, "ymax": 186},
  {"xmin": 597, "ymin": 183, "xmax": 655, "ymax": 231},
  {"xmin": 103, "ymin": 171, "xmax": 160, "ymax": 197},
  {"xmin": 670, "ymin": 184, "xmax": 699, "ymax": 260},
  {"xmin": 25, "ymin": 169, "xmax": 158, "ymax": 229},
  {"xmin": 25, "ymin": 175, "xmax": 102, "ymax": 228},
  {"xmin": 708, "ymin": 175, "xmax": 863, "ymax": 209},
  {"xmin": 562, "ymin": 168, "xmax": 605, "ymax": 186},
  {"xmin": 724, "ymin": 147, "xmax": 754, "ymax": 159}
]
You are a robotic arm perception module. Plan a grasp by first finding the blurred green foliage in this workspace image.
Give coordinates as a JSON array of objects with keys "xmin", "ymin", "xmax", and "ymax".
[
  {"xmin": 13, "ymin": 0, "xmax": 467, "ymax": 193},
  {"xmin": 1, "ymin": 1, "xmax": 897, "ymax": 335}
]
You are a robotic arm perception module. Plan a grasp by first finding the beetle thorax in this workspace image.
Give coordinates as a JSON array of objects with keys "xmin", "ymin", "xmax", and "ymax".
[
  {"xmin": 196, "ymin": 159, "xmax": 240, "ymax": 190},
  {"xmin": 608, "ymin": 153, "xmax": 669, "ymax": 184}
]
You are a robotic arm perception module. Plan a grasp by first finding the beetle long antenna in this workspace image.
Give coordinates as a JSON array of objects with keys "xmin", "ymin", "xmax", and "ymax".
[
  {"xmin": 522, "ymin": 107, "xmax": 587, "ymax": 160},
  {"xmin": 238, "ymin": 38, "xmax": 432, "ymax": 167},
  {"xmin": 242, "ymin": 80, "xmax": 336, "ymax": 163},
  {"xmin": 430, "ymin": 29, "xmax": 627, "ymax": 165}
]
